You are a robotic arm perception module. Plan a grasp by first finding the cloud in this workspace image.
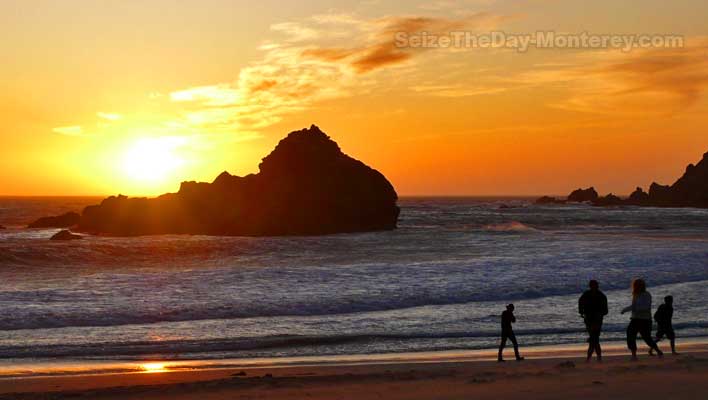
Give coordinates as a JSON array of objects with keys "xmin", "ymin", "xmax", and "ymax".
[
  {"xmin": 55, "ymin": 9, "xmax": 514, "ymax": 136},
  {"xmin": 418, "ymin": 0, "xmax": 499, "ymax": 11},
  {"xmin": 598, "ymin": 44, "xmax": 708, "ymax": 108},
  {"xmin": 410, "ymin": 83, "xmax": 507, "ymax": 97},
  {"xmin": 299, "ymin": 13, "xmax": 512, "ymax": 73},
  {"xmin": 170, "ymin": 85, "xmax": 241, "ymax": 106},
  {"xmin": 97, "ymin": 112, "xmax": 122, "ymax": 121},
  {"xmin": 52, "ymin": 125, "xmax": 85, "ymax": 136},
  {"xmin": 537, "ymin": 40, "xmax": 708, "ymax": 115},
  {"xmin": 350, "ymin": 43, "xmax": 413, "ymax": 73}
]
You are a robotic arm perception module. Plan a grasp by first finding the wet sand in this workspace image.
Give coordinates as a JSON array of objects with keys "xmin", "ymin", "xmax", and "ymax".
[{"xmin": 1, "ymin": 342, "xmax": 706, "ymax": 399}]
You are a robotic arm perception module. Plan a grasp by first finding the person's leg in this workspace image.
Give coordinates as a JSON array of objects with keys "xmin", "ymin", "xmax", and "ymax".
[
  {"xmin": 596, "ymin": 320, "xmax": 603, "ymax": 361},
  {"xmin": 650, "ymin": 330, "xmax": 665, "ymax": 355},
  {"xmin": 668, "ymin": 330, "xmax": 677, "ymax": 354},
  {"xmin": 627, "ymin": 320, "xmax": 638, "ymax": 360},
  {"xmin": 639, "ymin": 320, "xmax": 662, "ymax": 356},
  {"xmin": 590, "ymin": 331, "xmax": 601, "ymax": 361},
  {"xmin": 509, "ymin": 333, "xmax": 523, "ymax": 360},
  {"xmin": 655, "ymin": 329, "xmax": 665, "ymax": 344},
  {"xmin": 498, "ymin": 333, "xmax": 508, "ymax": 361},
  {"xmin": 596, "ymin": 339, "xmax": 602, "ymax": 361},
  {"xmin": 585, "ymin": 322, "xmax": 594, "ymax": 361}
]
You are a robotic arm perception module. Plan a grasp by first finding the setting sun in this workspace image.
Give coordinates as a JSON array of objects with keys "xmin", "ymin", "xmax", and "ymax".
[{"xmin": 122, "ymin": 137, "xmax": 187, "ymax": 183}]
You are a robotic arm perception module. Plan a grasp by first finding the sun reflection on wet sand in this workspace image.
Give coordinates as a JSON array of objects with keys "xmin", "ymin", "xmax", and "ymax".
[{"xmin": 140, "ymin": 363, "xmax": 168, "ymax": 373}]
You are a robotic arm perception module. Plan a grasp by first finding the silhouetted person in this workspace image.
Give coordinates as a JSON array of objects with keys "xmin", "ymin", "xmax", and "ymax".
[
  {"xmin": 650, "ymin": 295, "xmax": 678, "ymax": 355},
  {"xmin": 621, "ymin": 279, "xmax": 662, "ymax": 360},
  {"xmin": 579, "ymin": 280, "xmax": 608, "ymax": 362},
  {"xmin": 498, "ymin": 304, "xmax": 524, "ymax": 362}
]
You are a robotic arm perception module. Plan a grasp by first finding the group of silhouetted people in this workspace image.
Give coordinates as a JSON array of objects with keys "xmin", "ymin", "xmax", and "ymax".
[{"xmin": 497, "ymin": 279, "xmax": 678, "ymax": 362}]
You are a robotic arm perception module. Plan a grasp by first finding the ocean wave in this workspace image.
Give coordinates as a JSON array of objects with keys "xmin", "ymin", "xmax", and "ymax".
[
  {"xmin": 482, "ymin": 221, "xmax": 538, "ymax": 233},
  {"xmin": 2, "ymin": 277, "xmax": 707, "ymax": 331},
  {"xmin": 1, "ymin": 322, "xmax": 707, "ymax": 359}
]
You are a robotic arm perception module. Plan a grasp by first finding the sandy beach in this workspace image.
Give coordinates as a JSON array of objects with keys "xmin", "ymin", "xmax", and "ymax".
[{"xmin": 1, "ymin": 341, "xmax": 706, "ymax": 400}]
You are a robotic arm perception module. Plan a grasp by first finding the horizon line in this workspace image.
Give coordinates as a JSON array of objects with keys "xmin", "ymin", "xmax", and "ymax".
[{"xmin": 0, "ymin": 193, "xmax": 626, "ymax": 199}]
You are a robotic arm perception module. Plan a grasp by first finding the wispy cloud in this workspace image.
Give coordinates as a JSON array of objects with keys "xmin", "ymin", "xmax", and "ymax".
[
  {"xmin": 299, "ymin": 13, "xmax": 512, "ymax": 73},
  {"xmin": 55, "ymin": 9, "xmax": 514, "ymax": 136},
  {"xmin": 96, "ymin": 112, "xmax": 122, "ymax": 121},
  {"xmin": 410, "ymin": 83, "xmax": 507, "ymax": 97},
  {"xmin": 52, "ymin": 125, "xmax": 85, "ymax": 137},
  {"xmin": 531, "ymin": 39, "xmax": 708, "ymax": 115}
]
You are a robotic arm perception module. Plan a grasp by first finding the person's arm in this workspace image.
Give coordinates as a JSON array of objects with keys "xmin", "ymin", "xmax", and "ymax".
[
  {"xmin": 578, "ymin": 294, "xmax": 585, "ymax": 316},
  {"xmin": 601, "ymin": 294, "xmax": 608, "ymax": 316},
  {"xmin": 511, "ymin": 313, "xmax": 516, "ymax": 323},
  {"xmin": 621, "ymin": 301, "xmax": 633, "ymax": 314}
]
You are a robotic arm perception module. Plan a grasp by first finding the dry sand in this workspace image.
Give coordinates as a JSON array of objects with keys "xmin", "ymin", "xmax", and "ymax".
[{"xmin": 1, "ymin": 342, "xmax": 706, "ymax": 400}]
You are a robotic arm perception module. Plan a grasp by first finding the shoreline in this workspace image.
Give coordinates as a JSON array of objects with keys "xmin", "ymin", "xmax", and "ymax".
[
  {"xmin": 1, "ymin": 341, "xmax": 706, "ymax": 399},
  {"xmin": 3, "ymin": 338, "xmax": 708, "ymax": 379}
]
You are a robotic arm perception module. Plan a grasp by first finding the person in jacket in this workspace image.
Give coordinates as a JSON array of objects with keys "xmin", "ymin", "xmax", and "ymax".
[
  {"xmin": 621, "ymin": 279, "xmax": 663, "ymax": 360},
  {"xmin": 579, "ymin": 280, "xmax": 608, "ymax": 362},
  {"xmin": 650, "ymin": 295, "xmax": 678, "ymax": 355}
]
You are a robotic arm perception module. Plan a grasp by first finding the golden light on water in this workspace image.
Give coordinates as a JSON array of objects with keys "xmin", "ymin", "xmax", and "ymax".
[{"xmin": 140, "ymin": 362, "xmax": 168, "ymax": 373}]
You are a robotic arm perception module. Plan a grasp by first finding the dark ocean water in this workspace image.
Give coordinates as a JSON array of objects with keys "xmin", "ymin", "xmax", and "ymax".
[{"xmin": 0, "ymin": 197, "xmax": 706, "ymax": 363}]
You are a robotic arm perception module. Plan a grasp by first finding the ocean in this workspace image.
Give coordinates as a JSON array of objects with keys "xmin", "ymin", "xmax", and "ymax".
[{"xmin": 0, "ymin": 197, "xmax": 707, "ymax": 371}]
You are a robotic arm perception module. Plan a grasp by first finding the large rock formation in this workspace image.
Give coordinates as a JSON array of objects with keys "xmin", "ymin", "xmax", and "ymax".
[
  {"xmin": 77, "ymin": 125, "xmax": 400, "ymax": 236},
  {"xmin": 28, "ymin": 212, "xmax": 81, "ymax": 228},
  {"xmin": 644, "ymin": 151, "xmax": 708, "ymax": 207}
]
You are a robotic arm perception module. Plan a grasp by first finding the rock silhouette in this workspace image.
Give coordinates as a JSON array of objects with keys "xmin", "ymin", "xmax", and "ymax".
[
  {"xmin": 537, "ymin": 151, "xmax": 708, "ymax": 208},
  {"xmin": 28, "ymin": 212, "xmax": 81, "ymax": 228},
  {"xmin": 567, "ymin": 187, "xmax": 599, "ymax": 203},
  {"xmin": 645, "ymin": 151, "xmax": 708, "ymax": 207},
  {"xmin": 77, "ymin": 125, "xmax": 400, "ymax": 236},
  {"xmin": 535, "ymin": 196, "xmax": 564, "ymax": 205},
  {"xmin": 593, "ymin": 193, "xmax": 623, "ymax": 207},
  {"xmin": 627, "ymin": 187, "xmax": 650, "ymax": 205},
  {"xmin": 50, "ymin": 230, "xmax": 83, "ymax": 241}
]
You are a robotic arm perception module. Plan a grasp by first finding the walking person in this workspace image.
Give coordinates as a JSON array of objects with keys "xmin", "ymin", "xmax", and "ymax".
[
  {"xmin": 650, "ymin": 295, "xmax": 678, "ymax": 355},
  {"xmin": 497, "ymin": 304, "xmax": 524, "ymax": 362},
  {"xmin": 578, "ymin": 280, "xmax": 608, "ymax": 362},
  {"xmin": 621, "ymin": 279, "xmax": 663, "ymax": 360}
]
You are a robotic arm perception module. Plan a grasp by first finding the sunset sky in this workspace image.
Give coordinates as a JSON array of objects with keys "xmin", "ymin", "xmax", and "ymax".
[{"xmin": 1, "ymin": 0, "xmax": 707, "ymax": 196}]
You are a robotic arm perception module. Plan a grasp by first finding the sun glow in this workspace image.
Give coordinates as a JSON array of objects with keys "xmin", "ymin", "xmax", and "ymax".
[
  {"xmin": 140, "ymin": 362, "xmax": 168, "ymax": 373},
  {"xmin": 122, "ymin": 137, "xmax": 187, "ymax": 182}
]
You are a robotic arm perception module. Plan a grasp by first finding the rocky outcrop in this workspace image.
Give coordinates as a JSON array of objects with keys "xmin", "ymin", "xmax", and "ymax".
[
  {"xmin": 627, "ymin": 187, "xmax": 650, "ymax": 205},
  {"xmin": 77, "ymin": 125, "xmax": 400, "ymax": 236},
  {"xmin": 645, "ymin": 151, "xmax": 708, "ymax": 207},
  {"xmin": 535, "ymin": 196, "xmax": 565, "ymax": 205},
  {"xmin": 538, "ymin": 151, "xmax": 708, "ymax": 209},
  {"xmin": 567, "ymin": 187, "xmax": 599, "ymax": 203},
  {"xmin": 50, "ymin": 230, "xmax": 83, "ymax": 240},
  {"xmin": 28, "ymin": 212, "xmax": 81, "ymax": 228},
  {"xmin": 593, "ymin": 193, "xmax": 624, "ymax": 207}
]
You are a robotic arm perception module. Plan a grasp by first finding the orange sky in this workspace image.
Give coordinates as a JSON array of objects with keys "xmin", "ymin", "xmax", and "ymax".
[{"xmin": 1, "ymin": 0, "xmax": 707, "ymax": 196}]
